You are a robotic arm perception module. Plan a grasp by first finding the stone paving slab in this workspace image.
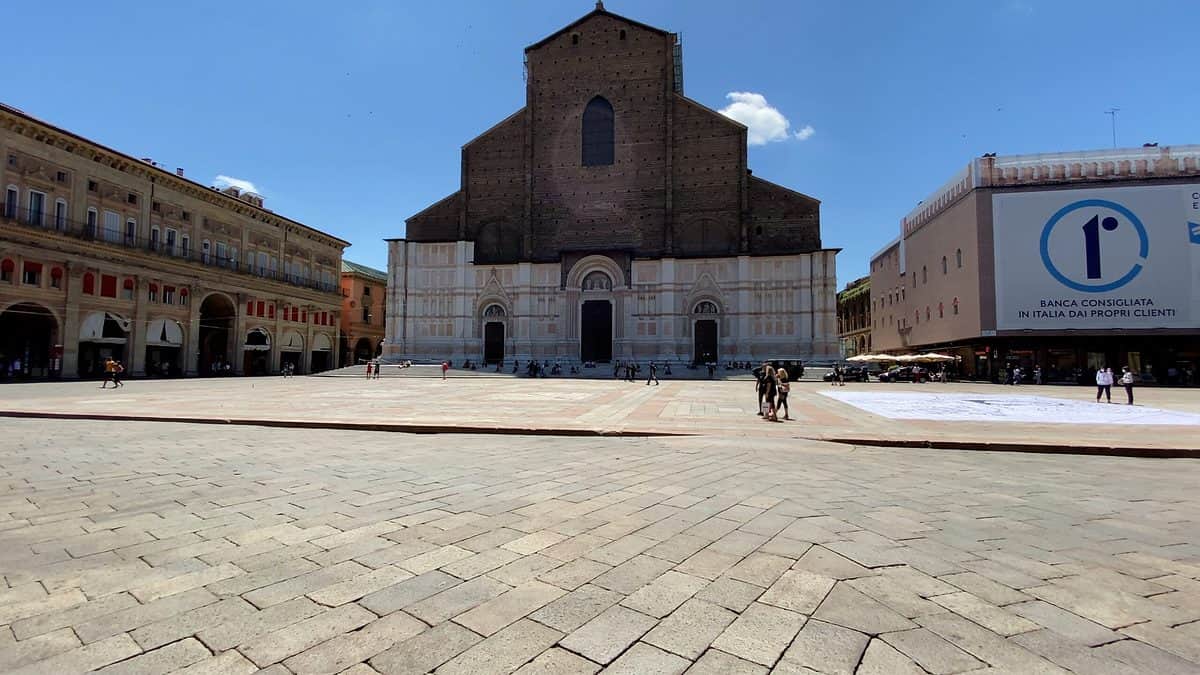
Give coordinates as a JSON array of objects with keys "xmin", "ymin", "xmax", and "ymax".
[{"xmin": 0, "ymin": 418, "xmax": 1198, "ymax": 673}]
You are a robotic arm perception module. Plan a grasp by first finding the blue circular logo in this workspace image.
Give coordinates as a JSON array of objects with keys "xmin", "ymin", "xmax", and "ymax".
[{"xmin": 1039, "ymin": 199, "xmax": 1149, "ymax": 293}]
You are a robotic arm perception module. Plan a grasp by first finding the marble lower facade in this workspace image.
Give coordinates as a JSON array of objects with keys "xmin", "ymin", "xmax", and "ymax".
[{"xmin": 384, "ymin": 240, "xmax": 839, "ymax": 365}]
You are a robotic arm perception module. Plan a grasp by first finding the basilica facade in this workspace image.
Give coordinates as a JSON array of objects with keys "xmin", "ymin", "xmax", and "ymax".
[{"xmin": 385, "ymin": 4, "xmax": 838, "ymax": 366}]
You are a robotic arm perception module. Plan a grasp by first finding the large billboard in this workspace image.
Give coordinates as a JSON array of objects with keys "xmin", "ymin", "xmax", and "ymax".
[{"xmin": 992, "ymin": 184, "xmax": 1198, "ymax": 330}]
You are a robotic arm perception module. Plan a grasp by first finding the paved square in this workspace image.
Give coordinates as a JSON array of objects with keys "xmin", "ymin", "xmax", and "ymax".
[
  {"xmin": 1, "ymin": 378, "xmax": 1199, "ymax": 674},
  {"xmin": 822, "ymin": 390, "xmax": 1200, "ymax": 425}
]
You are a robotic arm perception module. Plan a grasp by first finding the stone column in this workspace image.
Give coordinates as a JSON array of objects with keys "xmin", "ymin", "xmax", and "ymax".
[
  {"xmin": 130, "ymin": 276, "xmax": 150, "ymax": 376},
  {"xmin": 185, "ymin": 288, "xmax": 202, "ymax": 376},
  {"xmin": 61, "ymin": 262, "xmax": 82, "ymax": 378},
  {"xmin": 302, "ymin": 307, "xmax": 315, "ymax": 374},
  {"xmin": 270, "ymin": 298, "xmax": 284, "ymax": 373},
  {"xmin": 231, "ymin": 293, "xmax": 247, "ymax": 375}
]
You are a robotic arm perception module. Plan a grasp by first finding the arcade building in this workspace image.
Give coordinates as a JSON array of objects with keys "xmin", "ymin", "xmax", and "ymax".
[
  {"xmin": 0, "ymin": 103, "xmax": 347, "ymax": 379},
  {"xmin": 385, "ymin": 3, "xmax": 838, "ymax": 366}
]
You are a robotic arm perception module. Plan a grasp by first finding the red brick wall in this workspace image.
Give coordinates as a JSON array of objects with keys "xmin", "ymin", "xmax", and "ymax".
[{"xmin": 404, "ymin": 10, "xmax": 824, "ymax": 263}]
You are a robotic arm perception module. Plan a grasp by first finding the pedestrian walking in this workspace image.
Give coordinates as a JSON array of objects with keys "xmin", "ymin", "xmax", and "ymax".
[
  {"xmin": 365, "ymin": 361, "xmax": 373, "ymax": 379},
  {"xmin": 101, "ymin": 357, "xmax": 116, "ymax": 388},
  {"xmin": 646, "ymin": 361, "xmax": 659, "ymax": 386},
  {"xmin": 373, "ymin": 361, "xmax": 381, "ymax": 379},
  {"xmin": 441, "ymin": 360, "xmax": 449, "ymax": 381},
  {"xmin": 753, "ymin": 363, "xmax": 766, "ymax": 416},
  {"xmin": 112, "ymin": 360, "xmax": 125, "ymax": 387},
  {"xmin": 763, "ymin": 365, "xmax": 779, "ymax": 421},
  {"xmin": 776, "ymin": 368, "xmax": 791, "ymax": 420},
  {"xmin": 1034, "ymin": 366, "xmax": 1043, "ymax": 385},
  {"xmin": 1120, "ymin": 366, "xmax": 1135, "ymax": 405},
  {"xmin": 1095, "ymin": 367, "xmax": 1112, "ymax": 403}
]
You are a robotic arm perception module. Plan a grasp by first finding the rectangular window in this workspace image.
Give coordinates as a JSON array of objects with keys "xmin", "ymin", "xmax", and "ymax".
[
  {"xmin": 54, "ymin": 200, "xmax": 67, "ymax": 230},
  {"xmin": 127, "ymin": 192, "xmax": 137, "ymax": 205},
  {"xmin": 103, "ymin": 211, "xmax": 121, "ymax": 243},
  {"xmin": 28, "ymin": 191, "xmax": 45, "ymax": 226},
  {"xmin": 150, "ymin": 226, "xmax": 160, "ymax": 251},
  {"xmin": 22, "ymin": 262, "xmax": 42, "ymax": 286},
  {"xmin": 100, "ymin": 274, "xmax": 117, "ymax": 298},
  {"xmin": 165, "ymin": 228, "xmax": 177, "ymax": 256},
  {"xmin": 258, "ymin": 252, "xmax": 269, "ymax": 277},
  {"xmin": 181, "ymin": 235, "xmax": 190, "ymax": 258},
  {"xmin": 148, "ymin": 285, "xmax": 157, "ymax": 302},
  {"xmin": 50, "ymin": 270, "xmax": 62, "ymax": 289},
  {"xmin": 5, "ymin": 187, "xmax": 17, "ymax": 218},
  {"xmin": 163, "ymin": 286, "xmax": 175, "ymax": 304},
  {"xmin": 125, "ymin": 218, "xmax": 137, "ymax": 245},
  {"xmin": 56, "ymin": 171, "xmax": 68, "ymax": 183},
  {"xmin": 230, "ymin": 247, "xmax": 238, "ymax": 271},
  {"xmin": 202, "ymin": 240, "xmax": 211, "ymax": 264},
  {"xmin": 216, "ymin": 242, "xmax": 227, "ymax": 267},
  {"xmin": 88, "ymin": 180, "xmax": 97, "ymax": 192},
  {"xmin": 121, "ymin": 280, "xmax": 134, "ymax": 300},
  {"xmin": 256, "ymin": 301, "xmax": 265, "ymax": 317},
  {"xmin": 86, "ymin": 209, "xmax": 98, "ymax": 237}
]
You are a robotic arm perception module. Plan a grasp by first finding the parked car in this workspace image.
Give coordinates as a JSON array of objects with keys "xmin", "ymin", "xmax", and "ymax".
[
  {"xmin": 823, "ymin": 365, "xmax": 869, "ymax": 382},
  {"xmin": 767, "ymin": 359, "xmax": 804, "ymax": 380},
  {"xmin": 878, "ymin": 366, "xmax": 929, "ymax": 383}
]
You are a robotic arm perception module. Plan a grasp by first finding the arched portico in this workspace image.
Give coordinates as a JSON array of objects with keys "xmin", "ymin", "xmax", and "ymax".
[{"xmin": 0, "ymin": 301, "xmax": 60, "ymax": 378}]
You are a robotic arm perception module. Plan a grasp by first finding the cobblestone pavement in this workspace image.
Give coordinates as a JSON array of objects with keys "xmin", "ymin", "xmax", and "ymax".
[{"xmin": 2, "ymin": 418, "xmax": 1199, "ymax": 673}]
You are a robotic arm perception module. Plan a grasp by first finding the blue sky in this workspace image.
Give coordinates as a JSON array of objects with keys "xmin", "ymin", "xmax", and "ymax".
[{"xmin": 8, "ymin": 1, "xmax": 1199, "ymax": 283}]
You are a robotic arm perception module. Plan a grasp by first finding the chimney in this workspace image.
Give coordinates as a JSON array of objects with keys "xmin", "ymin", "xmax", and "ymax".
[
  {"xmin": 175, "ymin": 167, "xmax": 185, "ymax": 177},
  {"xmin": 221, "ymin": 186, "xmax": 241, "ymax": 198},
  {"xmin": 241, "ymin": 192, "xmax": 264, "ymax": 208}
]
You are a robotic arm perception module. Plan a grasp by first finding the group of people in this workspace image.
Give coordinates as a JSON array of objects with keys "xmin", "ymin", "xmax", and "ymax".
[
  {"xmin": 1096, "ymin": 366, "xmax": 1137, "ymax": 405},
  {"xmin": 753, "ymin": 362, "xmax": 791, "ymax": 421},
  {"xmin": 100, "ymin": 357, "xmax": 125, "ymax": 388}
]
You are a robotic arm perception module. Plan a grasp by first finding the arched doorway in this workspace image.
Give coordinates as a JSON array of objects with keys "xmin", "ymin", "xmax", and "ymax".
[
  {"xmin": 280, "ymin": 329, "xmax": 304, "ymax": 374},
  {"xmin": 580, "ymin": 271, "xmax": 613, "ymax": 363},
  {"xmin": 145, "ymin": 318, "xmax": 184, "ymax": 377},
  {"xmin": 199, "ymin": 294, "xmax": 236, "ymax": 375},
  {"xmin": 692, "ymin": 300, "xmax": 719, "ymax": 366},
  {"xmin": 482, "ymin": 304, "xmax": 506, "ymax": 365},
  {"xmin": 354, "ymin": 338, "xmax": 373, "ymax": 364},
  {"xmin": 242, "ymin": 328, "xmax": 271, "ymax": 375},
  {"xmin": 78, "ymin": 311, "xmax": 130, "ymax": 377},
  {"xmin": 311, "ymin": 333, "xmax": 332, "ymax": 372},
  {"xmin": 0, "ymin": 302, "xmax": 58, "ymax": 378}
]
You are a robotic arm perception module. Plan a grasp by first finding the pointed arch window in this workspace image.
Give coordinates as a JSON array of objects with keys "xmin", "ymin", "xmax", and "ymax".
[{"xmin": 582, "ymin": 96, "xmax": 614, "ymax": 166}]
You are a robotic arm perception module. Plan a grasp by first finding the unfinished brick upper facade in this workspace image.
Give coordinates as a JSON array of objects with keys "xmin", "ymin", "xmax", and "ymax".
[{"xmin": 406, "ymin": 5, "xmax": 822, "ymax": 264}]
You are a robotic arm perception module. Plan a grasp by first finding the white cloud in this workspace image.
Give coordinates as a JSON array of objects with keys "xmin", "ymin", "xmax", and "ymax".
[
  {"xmin": 718, "ymin": 92, "xmax": 814, "ymax": 146},
  {"xmin": 214, "ymin": 174, "xmax": 260, "ymax": 195}
]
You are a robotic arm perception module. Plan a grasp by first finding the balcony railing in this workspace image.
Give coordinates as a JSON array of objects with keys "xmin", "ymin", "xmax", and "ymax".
[{"xmin": 1, "ymin": 204, "xmax": 340, "ymax": 294}]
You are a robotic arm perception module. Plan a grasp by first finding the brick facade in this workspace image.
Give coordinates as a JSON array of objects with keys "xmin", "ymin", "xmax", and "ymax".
[{"xmin": 406, "ymin": 7, "xmax": 822, "ymax": 262}]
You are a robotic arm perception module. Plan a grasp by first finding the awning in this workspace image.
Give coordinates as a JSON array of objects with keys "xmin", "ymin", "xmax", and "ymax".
[
  {"xmin": 145, "ymin": 318, "xmax": 184, "ymax": 347},
  {"xmin": 280, "ymin": 329, "xmax": 304, "ymax": 352},
  {"xmin": 312, "ymin": 333, "xmax": 333, "ymax": 352},
  {"xmin": 244, "ymin": 328, "xmax": 271, "ymax": 352},
  {"xmin": 80, "ymin": 311, "xmax": 129, "ymax": 343}
]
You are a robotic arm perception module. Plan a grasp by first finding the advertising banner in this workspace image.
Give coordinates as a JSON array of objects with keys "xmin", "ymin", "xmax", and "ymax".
[{"xmin": 993, "ymin": 184, "xmax": 1198, "ymax": 330}]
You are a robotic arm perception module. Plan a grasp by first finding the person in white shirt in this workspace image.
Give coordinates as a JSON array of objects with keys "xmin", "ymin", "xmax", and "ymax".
[
  {"xmin": 1120, "ymin": 366, "xmax": 1135, "ymax": 405},
  {"xmin": 1095, "ymin": 367, "xmax": 1112, "ymax": 403}
]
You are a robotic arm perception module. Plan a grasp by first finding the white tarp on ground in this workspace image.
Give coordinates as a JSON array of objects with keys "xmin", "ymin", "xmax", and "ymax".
[{"xmin": 821, "ymin": 391, "xmax": 1200, "ymax": 426}]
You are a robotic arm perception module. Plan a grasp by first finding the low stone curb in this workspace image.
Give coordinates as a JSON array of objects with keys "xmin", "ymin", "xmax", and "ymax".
[
  {"xmin": 0, "ymin": 409, "xmax": 686, "ymax": 438},
  {"xmin": 821, "ymin": 436, "xmax": 1200, "ymax": 459}
]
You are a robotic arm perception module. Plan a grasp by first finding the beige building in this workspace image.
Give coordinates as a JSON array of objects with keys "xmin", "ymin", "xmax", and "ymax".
[
  {"xmin": 339, "ymin": 260, "xmax": 387, "ymax": 365},
  {"xmin": 870, "ymin": 145, "xmax": 1200, "ymax": 383},
  {"xmin": 0, "ymin": 103, "xmax": 349, "ymax": 379},
  {"xmin": 836, "ymin": 276, "xmax": 870, "ymax": 357}
]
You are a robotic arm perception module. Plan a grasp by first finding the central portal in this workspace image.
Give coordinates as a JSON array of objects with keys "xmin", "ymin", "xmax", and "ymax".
[
  {"xmin": 484, "ymin": 322, "xmax": 505, "ymax": 364},
  {"xmin": 694, "ymin": 319, "xmax": 718, "ymax": 365},
  {"xmin": 580, "ymin": 300, "xmax": 613, "ymax": 362}
]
